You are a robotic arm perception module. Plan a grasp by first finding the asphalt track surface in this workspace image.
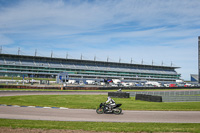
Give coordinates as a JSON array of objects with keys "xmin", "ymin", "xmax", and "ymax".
[{"xmin": 0, "ymin": 91, "xmax": 200, "ymax": 123}]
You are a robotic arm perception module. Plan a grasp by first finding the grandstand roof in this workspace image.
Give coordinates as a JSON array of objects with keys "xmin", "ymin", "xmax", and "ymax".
[{"xmin": 0, "ymin": 53, "xmax": 180, "ymax": 70}]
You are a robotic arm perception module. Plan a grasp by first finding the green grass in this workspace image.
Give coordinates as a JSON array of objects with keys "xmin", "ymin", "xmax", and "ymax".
[
  {"xmin": 0, "ymin": 119, "xmax": 200, "ymax": 133},
  {"xmin": 0, "ymin": 95, "xmax": 200, "ymax": 111}
]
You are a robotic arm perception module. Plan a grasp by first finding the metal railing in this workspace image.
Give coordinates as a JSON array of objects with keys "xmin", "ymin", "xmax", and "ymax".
[
  {"xmin": 129, "ymin": 90, "xmax": 200, "ymax": 102},
  {"xmin": 129, "ymin": 91, "xmax": 200, "ymax": 97},
  {"xmin": 162, "ymin": 96, "xmax": 200, "ymax": 102}
]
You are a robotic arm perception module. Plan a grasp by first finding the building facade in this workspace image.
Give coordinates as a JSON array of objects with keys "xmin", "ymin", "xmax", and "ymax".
[
  {"xmin": 199, "ymin": 36, "xmax": 200, "ymax": 83},
  {"xmin": 191, "ymin": 74, "xmax": 198, "ymax": 82},
  {"xmin": 0, "ymin": 53, "xmax": 181, "ymax": 82}
]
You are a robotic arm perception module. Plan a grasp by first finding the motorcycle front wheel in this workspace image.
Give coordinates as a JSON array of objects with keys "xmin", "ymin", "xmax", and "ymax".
[
  {"xmin": 113, "ymin": 108, "xmax": 122, "ymax": 114},
  {"xmin": 96, "ymin": 107, "xmax": 104, "ymax": 114}
]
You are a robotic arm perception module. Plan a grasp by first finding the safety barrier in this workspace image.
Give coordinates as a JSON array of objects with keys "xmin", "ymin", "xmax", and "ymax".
[
  {"xmin": 108, "ymin": 92, "xmax": 130, "ymax": 98},
  {"xmin": 135, "ymin": 94, "xmax": 162, "ymax": 102},
  {"xmin": 99, "ymin": 86, "xmax": 200, "ymax": 90},
  {"xmin": 162, "ymin": 96, "xmax": 200, "ymax": 102},
  {"xmin": 1, "ymin": 85, "xmax": 200, "ymax": 90},
  {"xmin": 0, "ymin": 85, "xmax": 99, "ymax": 90},
  {"xmin": 129, "ymin": 90, "xmax": 200, "ymax": 97},
  {"xmin": 133, "ymin": 91, "xmax": 200, "ymax": 102}
]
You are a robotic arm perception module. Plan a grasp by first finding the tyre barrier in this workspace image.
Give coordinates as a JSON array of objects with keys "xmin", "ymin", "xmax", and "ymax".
[
  {"xmin": 108, "ymin": 92, "xmax": 130, "ymax": 98},
  {"xmin": 135, "ymin": 94, "xmax": 162, "ymax": 102}
]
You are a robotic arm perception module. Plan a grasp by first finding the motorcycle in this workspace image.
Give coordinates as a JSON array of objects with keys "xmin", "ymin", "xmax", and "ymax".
[{"xmin": 96, "ymin": 103, "xmax": 122, "ymax": 114}]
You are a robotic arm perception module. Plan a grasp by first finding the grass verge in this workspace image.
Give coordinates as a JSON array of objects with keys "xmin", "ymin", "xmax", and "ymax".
[
  {"xmin": 0, "ymin": 95, "xmax": 200, "ymax": 111},
  {"xmin": 0, "ymin": 119, "xmax": 200, "ymax": 133}
]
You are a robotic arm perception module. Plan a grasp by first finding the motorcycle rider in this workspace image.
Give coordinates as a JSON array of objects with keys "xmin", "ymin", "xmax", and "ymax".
[{"xmin": 106, "ymin": 97, "xmax": 116, "ymax": 110}]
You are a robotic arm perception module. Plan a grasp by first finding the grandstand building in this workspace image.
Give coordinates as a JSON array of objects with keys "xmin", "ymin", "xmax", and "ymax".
[{"xmin": 0, "ymin": 53, "xmax": 181, "ymax": 82}]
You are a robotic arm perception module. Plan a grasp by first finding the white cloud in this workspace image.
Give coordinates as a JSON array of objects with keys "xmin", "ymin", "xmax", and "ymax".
[
  {"xmin": 0, "ymin": 0, "xmax": 200, "ymax": 80},
  {"xmin": 0, "ymin": 34, "xmax": 13, "ymax": 45},
  {"xmin": 0, "ymin": 0, "xmax": 199, "ymax": 33}
]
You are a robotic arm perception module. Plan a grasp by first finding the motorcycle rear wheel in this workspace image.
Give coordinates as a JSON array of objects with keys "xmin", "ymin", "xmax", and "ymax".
[
  {"xmin": 113, "ymin": 108, "xmax": 122, "ymax": 114},
  {"xmin": 96, "ymin": 108, "xmax": 104, "ymax": 114}
]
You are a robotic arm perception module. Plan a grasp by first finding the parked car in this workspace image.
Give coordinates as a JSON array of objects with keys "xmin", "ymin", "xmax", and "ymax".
[{"xmin": 169, "ymin": 84, "xmax": 177, "ymax": 87}]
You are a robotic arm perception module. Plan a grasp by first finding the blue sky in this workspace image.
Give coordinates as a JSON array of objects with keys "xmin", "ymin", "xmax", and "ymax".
[{"xmin": 0, "ymin": 0, "xmax": 199, "ymax": 80}]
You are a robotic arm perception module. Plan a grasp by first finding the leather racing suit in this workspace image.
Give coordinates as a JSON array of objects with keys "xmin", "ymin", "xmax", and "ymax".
[{"xmin": 106, "ymin": 97, "xmax": 116, "ymax": 110}]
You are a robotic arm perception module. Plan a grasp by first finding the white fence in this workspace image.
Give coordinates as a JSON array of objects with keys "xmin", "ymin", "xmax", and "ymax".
[
  {"xmin": 162, "ymin": 96, "xmax": 200, "ymax": 102},
  {"xmin": 129, "ymin": 91, "xmax": 200, "ymax": 102}
]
